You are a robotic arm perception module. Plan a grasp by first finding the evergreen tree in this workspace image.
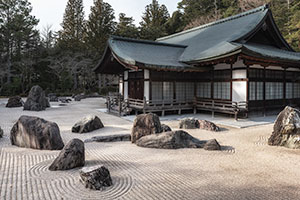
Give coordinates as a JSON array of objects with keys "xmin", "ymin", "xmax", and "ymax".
[
  {"xmin": 58, "ymin": 0, "xmax": 86, "ymax": 51},
  {"xmin": 165, "ymin": 11, "xmax": 184, "ymax": 35},
  {"xmin": 286, "ymin": 0, "xmax": 300, "ymax": 51},
  {"xmin": 0, "ymin": 0, "xmax": 39, "ymax": 93},
  {"xmin": 86, "ymin": 0, "xmax": 116, "ymax": 56},
  {"xmin": 139, "ymin": 0, "xmax": 170, "ymax": 40},
  {"xmin": 115, "ymin": 13, "xmax": 139, "ymax": 38}
]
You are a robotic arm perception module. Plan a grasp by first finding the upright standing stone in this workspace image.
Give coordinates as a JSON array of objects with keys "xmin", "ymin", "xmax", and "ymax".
[
  {"xmin": 23, "ymin": 85, "xmax": 50, "ymax": 111},
  {"xmin": 131, "ymin": 113, "xmax": 162, "ymax": 143},
  {"xmin": 49, "ymin": 139, "xmax": 85, "ymax": 171},
  {"xmin": 10, "ymin": 116, "xmax": 64, "ymax": 150},
  {"xmin": 268, "ymin": 106, "xmax": 300, "ymax": 149}
]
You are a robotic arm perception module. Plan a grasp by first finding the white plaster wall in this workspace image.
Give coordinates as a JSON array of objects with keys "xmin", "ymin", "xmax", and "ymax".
[
  {"xmin": 268, "ymin": 66, "xmax": 284, "ymax": 70},
  {"xmin": 232, "ymin": 60, "xmax": 245, "ymax": 68},
  {"xmin": 144, "ymin": 69, "xmax": 150, "ymax": 79},
  {"xmin": 250, "ymin": 65, "xmax": 264, "ymax": 69},
  {"xmin": 144, "ymin": 81, "xmax": 150, "ymax": 100},
  {"xmin": 287, "ymin": 67, "xmax": 300, "ymax": 72},
  {"xmin": 124, "ymin": 82, "xmax": 128, "ymax": 99},
  {"xmin": 124, "ymin": 71, "xmax": 128, "ymax": 80},
  {"xmin": 214, "ymin": 63, "xmax": 230, "ymax": 70},
  {"xmin": 119, "ymin": 80, "xmax": 123, "ymax": 95},
  {"xmin": 232, "ymin": 69, "xmax": 247, "ymax": 79},
  {"xmin": 232, "ymin": 81, "xmax": 247, "ymax": 102}
]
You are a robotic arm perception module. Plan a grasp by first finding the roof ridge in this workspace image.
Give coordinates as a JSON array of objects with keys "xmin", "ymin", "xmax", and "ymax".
[
  {"xmin": 110, "ymin": 35, "xmax": 187, "ymax": 48},
  {"xmin": 157, "ymin": 4, "xmax": 269, "ymax": 42}
]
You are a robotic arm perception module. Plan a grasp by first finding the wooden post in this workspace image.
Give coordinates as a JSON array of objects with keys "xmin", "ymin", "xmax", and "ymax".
[
  {"xmin": 107, "ymin": 97, "xmax": 111, "ymax": 113},
  {"xmin": 118, "ymin": 95, "xmax": 122, "ymax": 116},
  {"xmin": 212, "ymin": 100, "xmax": 215, "ymax": 118},
  {"xmin": 193, "ymin": 96, "xmax": 197, "ymax": 114},
  {"xmin": 143, "ymin": 96, "xmax": 146, "ymax": 114}
]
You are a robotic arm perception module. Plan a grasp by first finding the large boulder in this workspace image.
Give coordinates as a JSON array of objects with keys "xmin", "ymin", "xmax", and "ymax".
[
  {"xmin": 136, "ymin": 130, "xmax": 205, "ymax": 149},
  {"xmin": 204, "ymin": 139, "xmax": 221, "ymax": 151},
  {"xmin": 131, "ymin": 113, "xmax": 162, "ymax": 143},
  {"xmin": 198, "ymin": 120, "xmax": 220, "ymax": 132},
  {"xmin": 6, "ymin": 96, "xmax": 23, "ymax": 108},
  {"xmin": 72, "ymin": 115, "xmax": 104, "ymax": 133},
  {"xmin": 10, "ymin": 115, "xmax": 64, "ymax": 150},
  {"xmin": 23, "ymin": 85, "xmax": 50, "ymax": 111},
  {"xmin": 80, "ymin": 166, "xmax": 113, "ymax": 190},
  {"xmin": 179, "ymin": 118, "xmax": 200, "ymax": 129},
  {"xmin": 0, "ymin": 126, "xmax": 3, "ymax": 138},
  {"xmin": 49, "ymin": 139, "xmax": 85, "ymax": 171},
  {"xmin": 268, "ymin": 106, "xmax": 300, "ymax": 149}
]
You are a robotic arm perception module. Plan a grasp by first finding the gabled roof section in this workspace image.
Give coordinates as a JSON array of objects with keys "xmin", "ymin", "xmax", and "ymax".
[
  {"xmin": 103, "ymin": 36, "xmax": 204, "ymax": 72},
  {"xmin": 157, "ymin": 5, "xmax": 270, "ymax": 63}
]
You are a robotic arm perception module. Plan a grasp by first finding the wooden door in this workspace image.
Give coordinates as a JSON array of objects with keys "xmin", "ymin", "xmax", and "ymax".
[{"xmin": 129, "ymin": 80, "xmax": 144, "ymax": 100}]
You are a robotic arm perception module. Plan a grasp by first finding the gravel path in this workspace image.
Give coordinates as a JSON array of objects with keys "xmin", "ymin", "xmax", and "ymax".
[{"xmin": 0, "ymin": 98, "xmax": 300, "ymax": 200}]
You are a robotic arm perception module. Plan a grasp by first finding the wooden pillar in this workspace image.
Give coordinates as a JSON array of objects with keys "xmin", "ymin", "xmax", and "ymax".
[
  {"xmin": 263, "ymin": 66, "xmax": 266, "ymax": 117},
  {"xmin": 283, "ymin": 67, "xmax": 286, "ymax": 106}
]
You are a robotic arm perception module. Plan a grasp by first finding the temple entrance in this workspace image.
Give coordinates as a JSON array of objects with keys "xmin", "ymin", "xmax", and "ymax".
[{"xmin": 129, "ymin": 80, "xmax": 144, "ymax": 100}]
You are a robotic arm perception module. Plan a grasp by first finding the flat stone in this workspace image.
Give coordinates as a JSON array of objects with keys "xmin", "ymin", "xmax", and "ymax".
[
  {"xmin": 48, "ymin": 93, "xmax": 58, "ymax": 102},
  {"xmin": 85, "ymin": 134, "xmax": 131, "ymax": 143},
  {"xmin": 80, "ymin": 166, "xmax": 113, "ymax": 190},
  {"xmin": 136, "ymin": 130, "xmax": 205, "ymax": 149},
  {"xmin": 72, "ymin": 115, "xmax": 104, "ymax": 133},
  {"xmin": 10, "ymin": 115, "xmax": 64, "ymax": 150},
  {"xmin": 6, "ymin": 96, "xmax": 23, "ymax": 108},
  {"xmin": 268, "ymin": 106, "xmax": 300, "ymax": 149},
  {"xmin": 131, "ymin": 113, "xmax": 162, "ymax": 143},
  {"xmin": 49, "ymin": 139, "xmax": 85, "ymax": 171},
  {"xmin": 204, "ymin": 139, "xmax": 221, "ymax": 151}
]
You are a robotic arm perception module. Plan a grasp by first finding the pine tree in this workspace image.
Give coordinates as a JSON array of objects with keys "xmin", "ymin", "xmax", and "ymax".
[
  {"xmin": 139, "ymin": 0, "xmax": 170, "ymax": 40},
  {"xmin": 86, "ymin": 0, "xmax": 116, "ymax": 57},
  {"xmin": 115, "ymin": 13, "xmax": 139, "ymax": 38},
  {"xmin": 0, "ymin": 0, "xmax": 39, "ymax": 91},
  {"xmin": 58, "ymin": 0, "xmax": 86, "ymax": 51},
  {"xmin": 165, "ymin": 11, "xmax": 184, "ymax": 35}
]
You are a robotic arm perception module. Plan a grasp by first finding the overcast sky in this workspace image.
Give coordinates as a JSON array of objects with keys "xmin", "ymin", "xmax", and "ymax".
[{"xmin": 29, "ymin": 0, "xmax": 181, "ymax": 32}]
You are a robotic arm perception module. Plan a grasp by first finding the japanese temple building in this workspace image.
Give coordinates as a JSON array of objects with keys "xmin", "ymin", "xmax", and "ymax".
[{"xmin": 95, "ymin": 5, "xmax": 300, "ymax": 118}]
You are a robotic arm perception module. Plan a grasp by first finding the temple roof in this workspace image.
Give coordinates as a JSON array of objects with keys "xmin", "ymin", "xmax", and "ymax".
[{"xmin": 96, "ymin": 5, "xmax": 300, "ymax": 74}]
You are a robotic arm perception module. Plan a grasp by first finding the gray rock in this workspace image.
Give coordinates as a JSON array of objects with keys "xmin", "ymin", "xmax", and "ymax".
[
  {"xmin": 48, "ymin": 93, "xmax": 58, "ymax": 102},
  {"xmin": 23, "ymin": 85, "xmax": 50, "ymax": 111},
  {"xmin": 198, "ymin": 120, "xmax": 220, "ymax": 132},
  {"xmin": 161, "ymin": 124, "xmax": 172, "ymax": 132},
  {"xmin": 10, "ymin": 115, "xmax": 64, "ymax": 150},
  {"xmin": 136, "ymin": 130, "xmax": 205, "ymax": 149},
  {"xmin": 131, "ymin": 113, "xmax": 162, "ymax": 143},
  {"xmin": 74, "ymin": 94, "xmax": 86, "ymax": 101},
  {"xmin": 49, "ymin": 139, "xmax": 85, "ymax": 171},
  {"xmin": 6, "ymin": 96, "xmax": 23, "ymax": 108},
  {"xmin": 179, "ymin": 118, "xmax": 199, "ymax": 129},
  {"xmin": 204, "ymin": 139, "xmax": 221, "ymax": 151},
  {"xmin": 59, "ymin": 97, "xmax": 72, "ymax": 103},
  {"xmin": 85, "ymin": 134, "xmax": 131, "ymax": 143},
  {"xmin": 80, "ymin": 166, "xmax": 113, "ymax": 190},
  {"xmin": 268, "ymin": 106, "xmax": 300, "ymax": 149},
  {"xmin": 0, "ymin": 126, "xmax": 3, "ymax": 138},
  {"xmin": 72, "ymin": 115, "xmax": 104, "ymax": 133}
]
